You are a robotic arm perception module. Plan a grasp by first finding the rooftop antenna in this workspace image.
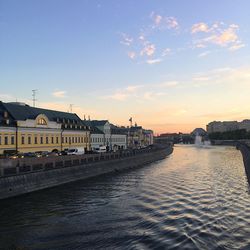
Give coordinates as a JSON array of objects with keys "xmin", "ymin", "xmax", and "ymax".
[
  {"xmin": 69, "ymin": 104, "xmax": 73, "ymax": 113},
  {"xmin": 32, "ymin": 89, "xmax": 38, "ymax": 107}
]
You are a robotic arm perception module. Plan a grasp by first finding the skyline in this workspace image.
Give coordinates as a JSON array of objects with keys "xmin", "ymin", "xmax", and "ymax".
[{"xmin": 1, "ymin": 0, "xmax": 250, "ymax": 133}]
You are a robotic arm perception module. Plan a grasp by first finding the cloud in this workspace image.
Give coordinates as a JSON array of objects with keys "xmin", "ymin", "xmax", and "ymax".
[
  {"xmin": 150, "ymin": 12, "xmax": 179, "ymax": 30},
  {"xmin": 162, "ymin": 48, "xmax": 171, "ymax": 57},
  {"xmin": 140, "ymin": 44, "xmax": 156, "ymax": 56},
  {"xmin": 153, "ymin": 14, "xmax": 162, "ymax": 26},
  {"xmin": 102, "ymin": 85, "xmax": 142, "ymax": 101},
  {"xmin": 120, "ymin": 12, "xmax": 178, "ymax": 63},
  {"xmin": 0, "ymin": 93, "xmax": 15, "ymax": 102},
  {"xmin": 229, "ymin": 42, "xmax": 245, "ymax": 51},
  {"xmin": 120, "ymin": 33, "xmax": 133, "ymax": 46},
  {"xmin": 52, "ymin": 91, "xmax": 67, "ymax": 98},
  {"xmin": 198, "ymin": 51, "xmax": 211, "ymax": 57},
  {"xmin": 192, "ymin": 22, "xmax": 244, "ymax": 51},
  {"xmin": 159, "ymin": 81, "xmax": 179, "ymax": 87},
  {"xmin": 126, "ymin": 85, "xmax": 143, "ymax": 92},
  {"xmin": 128, "ymin": 51, "xmax": 136, "ymax": 59},
  {"xmin": 146, "ymin": 58, "xmax": 162, "ymax": 64},
  {"xmin": 166, "ymin": 17, "xmax": 179, "ymax": 29},
  {"xmin": 191, "ymin": 22, "xmax": 209, "ymax": 33},
  {"xmin": 105, "ymin": 93, "xmax": 128, "ymax": 101},
  {"xmin": 143, "ymin": 92, "xmax": 154, "ymax": 100},
  {"xmin": 192, "ymin": 76, "xmax": 210, "ymax": 81}
]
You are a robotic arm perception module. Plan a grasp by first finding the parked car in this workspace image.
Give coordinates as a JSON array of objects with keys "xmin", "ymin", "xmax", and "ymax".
[
  {"xmin": 93, "ymin": 146, "xmax": 107, "ymax": 153},
  {"xmin": 35, "ymin": 151, "xmax": 49, "ymax": 157},
  {"xmin": 22, "ymin": 152, "xmax": 36, "ymax": 158},
  {"xmin": 67, "ymin": 147, "xmax": 85, "ymax": 155}
]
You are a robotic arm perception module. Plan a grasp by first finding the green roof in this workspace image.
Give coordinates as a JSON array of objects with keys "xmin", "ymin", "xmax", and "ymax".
[{"xmin": 0, "ymin": 101, "xmax": 89, "ymax": 130}]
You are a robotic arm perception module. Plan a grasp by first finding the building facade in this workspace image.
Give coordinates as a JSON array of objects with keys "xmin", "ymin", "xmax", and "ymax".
[
  {"xmin": 239, "ymin": 120, "xmax": 250, "ymax": 131},
  {"xmin": 207, "ymin": 121, "xmax": 239, "ymax": 133},
  {"xmin": 85, "ymin": 120, "xmax": 127, "ymax": 151},
  {"xmin": 0, "ymin": 102, "xmax": 90, "ymax": 154}
]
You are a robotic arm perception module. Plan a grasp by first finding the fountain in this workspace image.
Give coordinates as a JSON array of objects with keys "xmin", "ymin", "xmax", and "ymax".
[{"xmin": 194, "ymin": 133, "xmax": 211, "ymax": 148}]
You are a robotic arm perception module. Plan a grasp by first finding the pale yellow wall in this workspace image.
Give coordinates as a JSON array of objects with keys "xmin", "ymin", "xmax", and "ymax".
[
  {"xmin": 0, "ymin": 128, "xmax": 91, "ymax": 154},
  {"xmin": 0, "ymin": 128, "xmax": 17, "ymax": 154}
]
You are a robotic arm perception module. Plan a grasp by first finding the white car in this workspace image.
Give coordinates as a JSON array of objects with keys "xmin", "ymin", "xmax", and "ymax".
[
  {"xmin": 93, "ymin": 146, "xmax": 107, "ymax": 153},
  {"xmin": 67, "ymin": 148, "xmax": 85, "ymax": 155}
]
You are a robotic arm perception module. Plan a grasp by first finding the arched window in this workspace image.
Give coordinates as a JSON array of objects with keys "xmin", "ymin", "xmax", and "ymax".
[{"xmin": 38, "ymin": 118, "xmax": 47, "ymax": 125}]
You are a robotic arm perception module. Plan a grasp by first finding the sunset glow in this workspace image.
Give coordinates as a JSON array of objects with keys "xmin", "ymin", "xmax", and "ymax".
[{"xmin": 1, "ymin": 1, "xmax": 250, "ymax": 133}]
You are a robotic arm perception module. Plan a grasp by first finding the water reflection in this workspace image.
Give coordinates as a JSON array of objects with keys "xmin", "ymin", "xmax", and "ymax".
[{"xmin": 0, "ymin": 145, "xmax": 250, "ymax": 249}]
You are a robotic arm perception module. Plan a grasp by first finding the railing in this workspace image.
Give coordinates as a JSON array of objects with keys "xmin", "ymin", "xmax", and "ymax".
[{"xmin": 0, "ymin": 145, "xmax": 168, "ymax": 178}]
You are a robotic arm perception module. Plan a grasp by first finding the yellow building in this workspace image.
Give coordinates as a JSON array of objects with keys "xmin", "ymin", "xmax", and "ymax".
[{"xmin": 0, "ymin": 101, "xmax": 90, "ymax": 154}]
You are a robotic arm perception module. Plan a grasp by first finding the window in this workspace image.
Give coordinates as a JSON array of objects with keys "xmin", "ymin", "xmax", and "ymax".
[
  {"xmin": 46, "ymin": 137, "xmax": 49, "ymax": 144},
  {"xmin": 0, "ymin": 136, "xmax": 1, "ymax": 145},
  {"xmin": 4, "ymin": 136, "xmax": 8, "ymax": 145},
  {"xmin": 56, "ymin": 137, "xmax": 59, "ymax": 144},
  {"xmin": 35, "ymin": 137, "xmax": 38, "ymax": 144},
  {"xmin": 81, "ymin": 137, "xmax": 83, "ymax": 143},
  {"xmin": 72, "ymin": 137, "xmax": 74, "ymax": 143},
  {"xmin": 21, "ymin": 136, "xmax": 25, "ymax": 144},
  {"xmin": 11, "ymin": 136, "xmax": 15, "ymax": 145},
  {"xmin": 51, "ymin": 137, "xmax": 54, "ymax": 144},
  {"xmin": 37, "ymin": 118, "xmax": 47, "ymax": 125},
  {"xmin": 28, "ymin": 136, "xmax": 31, "ymax": 144},
  {"xmin": 40, "ymin": 137, "xmax": 43, "ymax": 144},
  {"xmin": 65, "ymin": 137, "xmax": 68, "ymax": 143},
  {"xmin": 62, "ymin": 137, "xmax": 64, "ymax": 144}
]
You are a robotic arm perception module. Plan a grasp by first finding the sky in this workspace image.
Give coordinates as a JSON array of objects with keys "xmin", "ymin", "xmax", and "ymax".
[{"xmin": 1, "ymin": 0, "xmax": 250, "ymax": 134}]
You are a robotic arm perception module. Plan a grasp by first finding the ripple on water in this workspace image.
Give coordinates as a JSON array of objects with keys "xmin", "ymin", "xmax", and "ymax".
[{"xmin": 1, "ymin": 145, "xmax": 250, "ymax": 250}]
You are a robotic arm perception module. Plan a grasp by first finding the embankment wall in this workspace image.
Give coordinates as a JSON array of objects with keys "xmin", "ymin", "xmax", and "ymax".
[
  {"xmin": 0, "ymin": 146, "xmax": 173, "ymax": 200},
  {"xmin": 237, "ymin": 143, "xmax": 250, "ymax": 183}
]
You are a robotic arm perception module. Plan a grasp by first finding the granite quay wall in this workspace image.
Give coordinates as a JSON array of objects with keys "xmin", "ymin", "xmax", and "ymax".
[
  {"xmin": 0, "ymin": 145, "xmax": 173, "ymax": 200},
  {"xmin": 211, "ymin": 139, "xmax": 250, "ymax": 146},
  {"xmin": 236, "ymin": 142, "xmax": 250, "ymax": 184}
]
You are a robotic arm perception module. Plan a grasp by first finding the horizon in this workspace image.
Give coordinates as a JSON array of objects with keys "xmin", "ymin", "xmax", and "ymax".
[{"xmin": 1, "ymin": 0, "xmax": 250, "ymax": 134}]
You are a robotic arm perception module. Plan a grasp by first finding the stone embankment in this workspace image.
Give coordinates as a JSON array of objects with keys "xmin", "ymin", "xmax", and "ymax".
[
  {"xmin": 237, "ymin": 142, "xmax": 250, "ymax": 184},
  {"xmin": 0, "ymin": 145, "xmax": 173, "ymax": 200}
]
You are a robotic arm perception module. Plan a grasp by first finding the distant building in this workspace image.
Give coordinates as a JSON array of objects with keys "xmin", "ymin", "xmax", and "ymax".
[
  {"xmin": 154, "ymin": 133, "xmax": 180, "ymax": 144},
  {"xmin": 207, "ymin": 121, "xmax": 239, "ymax": 133},
  {"xmin": 143, "ymin": 129, "xmax": 154, "ymax": 146},
  {"xmin": 0, "ymin": 101, "xmax": 90, "ymax": 154},
  {"xmin": 83, "ymin": 120, "xmax": 105, "ymax": 151},
  {"xmin": 110, "ymin": 125, "xmax": 127, "ymax": 150},
  {"xmin": 84, "ymin": 120, "xmax": 127, "ymax": 151},
  {"xmin": 127, "ymin": 125, "xmax": 143, "ymax": 148},
  {"xmin": 239, "ymin": 120, "xmax": 250, "ymax": 131}
]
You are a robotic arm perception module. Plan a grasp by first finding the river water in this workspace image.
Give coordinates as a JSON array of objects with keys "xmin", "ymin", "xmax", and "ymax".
[{"xmin": 1, "ymin": 145, "xmax": 250, "ymax": 250}]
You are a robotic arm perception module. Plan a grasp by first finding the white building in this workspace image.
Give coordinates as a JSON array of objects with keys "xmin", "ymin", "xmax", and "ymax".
[{"xmin": 84, "ymin": 120, "xmax": 127, "ymax": 151}]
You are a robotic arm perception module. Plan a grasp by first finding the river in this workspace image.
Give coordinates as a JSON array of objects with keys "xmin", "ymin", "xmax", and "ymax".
[{"xmin": 0, "ymin": 145, "xmax": 250, "ymax": 250}]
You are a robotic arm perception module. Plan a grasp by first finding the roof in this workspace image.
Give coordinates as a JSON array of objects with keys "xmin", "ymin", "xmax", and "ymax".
[
  {"xmin": 110, "ymin": 124, "xmax": 127, "ymax": 135},
  {"xmin": 130, "ymin": 126, "xmax": 142, "ymax": 132},
  {"xmin": 0, "ymin": 101, "xmax": 89, "ymax": 130},
  {"xmin": 90, "ymin": 120, "xmax": 109, "ymax": 127},
  {"xmin": 2, "ymin": 102, "xmax": 81, "ymax": 122},
  {"xmin": 83, "ymin": 120, "xmax": 104, "ymax": 134}
]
